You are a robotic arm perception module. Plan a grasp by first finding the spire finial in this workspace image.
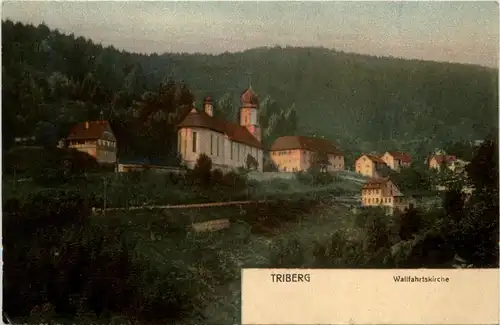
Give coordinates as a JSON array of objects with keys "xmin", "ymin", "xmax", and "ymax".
[
  {"xmin": 100, "ymin": 109, "xmax": 104, "ymax": 121},
  {"xmin": 247, "ymin": 72, "xmax": 252, "ymax": 89}
]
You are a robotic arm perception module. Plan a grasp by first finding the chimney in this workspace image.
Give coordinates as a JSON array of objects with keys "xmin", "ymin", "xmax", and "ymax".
[{"xmin": 85, "ymin": 121, "xmax": 89, "ymax": 129}]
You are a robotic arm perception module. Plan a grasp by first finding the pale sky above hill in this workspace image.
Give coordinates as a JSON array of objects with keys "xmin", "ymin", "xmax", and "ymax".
[{"xmin": 2, "ymin": 1, "xmax": 499, "ymax": 67}]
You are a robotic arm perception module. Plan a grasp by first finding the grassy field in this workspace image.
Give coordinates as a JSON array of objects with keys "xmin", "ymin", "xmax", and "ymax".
[
  {"xmin": 3, "ymin": 170, "xmax": 364, "ymax": 208},
  {"xmin": 92, "ymin": 197, "xmax": 356, "ymax": 324}
]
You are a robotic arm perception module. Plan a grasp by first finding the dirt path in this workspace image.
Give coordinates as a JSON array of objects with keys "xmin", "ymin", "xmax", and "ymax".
[
  {"xmin": 92, "ymin": 194, "xmax": 361, "ymax": 215},
  {"xmin": 92, "ymin": 199, "xmax": 274, "ymax": 215}
]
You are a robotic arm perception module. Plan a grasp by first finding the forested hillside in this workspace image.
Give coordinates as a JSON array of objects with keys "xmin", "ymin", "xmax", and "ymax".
[{"xmin": 2, "ymin": 20, "xmax": 498, "ymax": 164}]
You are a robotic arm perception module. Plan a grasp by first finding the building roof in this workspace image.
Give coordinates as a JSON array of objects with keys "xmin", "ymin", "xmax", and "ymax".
[
  {"xmin": 386, "ymin": 151, "xmax": 412, "ymax": 163},
  {"xmin": 362, "ymin": 177, "xmax": 405, "ymax": 196},
  {"xmin": 431, "ymin": 154, "xmax": 457, "ymax": 165},
  {"xmin": 362, "ymin": 177, "xmax": 391, "ymax": 190},
  {"xmin": 269, "ymin": 135, "xmax": 343, "ymax": 155},
  {"xmin": 360, "ymin": 154, "xmax": 386, "ymax": 164},
  {"xmin": 66, "ymin": 120, "xmax": 114, "ymax": 140},
  {"xmin": 240, "ymin": 86, "xmax": 259, "ymax": 107},
  {"xmin": 177, "ymin": 109, "xmax": 263, "ymax": 149}
]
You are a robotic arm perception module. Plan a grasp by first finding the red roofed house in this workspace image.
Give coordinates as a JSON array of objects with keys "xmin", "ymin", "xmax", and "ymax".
[
  {"xmin": 65, "ymin": 120, "xmax": 117, "ymax": 164},
  {"xmin": 269, "ymin": 136, "xmax": 344, "ymax": 172},
  {"xmin": 361, "ymin": 177, "xmax": 416, "ymax": 215},
  {"xmin": 355, "ymin": 154, "xmax": 388, "ymax": 178},
  {"xmin": 428, "ymin": 154, "xmax": 457, "ymax": 171},
  {"xmin": 381, "ymin": 151, "xmax": 412, "ymax": 171},
  {"xmin": 177, "ymin": 86, "xmax": 263, "ymax": 171}
]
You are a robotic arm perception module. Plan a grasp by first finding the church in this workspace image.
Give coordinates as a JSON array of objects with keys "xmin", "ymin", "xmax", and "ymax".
[{"xmin": 177, "ymin": 86, "xmax": 264, "ymax": 172}]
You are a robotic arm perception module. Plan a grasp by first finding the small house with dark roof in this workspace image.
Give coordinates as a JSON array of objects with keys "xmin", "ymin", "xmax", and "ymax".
[
  {"xmin": 176, "ymin": 87, "xmax": 263, "ymax": 171},
  {"xmin": 268, "ymin": 135, "xmax": 344, "ymax": 172},
  {"xmin": 361, "ymin": 177, "xmax": 416, "ymax": 215},
  {"xmin": 355, "ymin": 154, "xmax": 388, "ymax": 178},
  {"xmin": 65, "ymin": 120, "xmax": 117, "ymax": 164},
  {"xmin": 381, "ymin": 151, "xmax": 412, "ymax": 171}
]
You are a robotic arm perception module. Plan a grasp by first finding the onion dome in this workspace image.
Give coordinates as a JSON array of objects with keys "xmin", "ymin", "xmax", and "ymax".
[
  {"xmin": 203, "ymin": 96, "xmax": 213, "ymax": 103},
  {"xmin": 240, "ymin": 87, "xmax": 259, "ymax": 107}
]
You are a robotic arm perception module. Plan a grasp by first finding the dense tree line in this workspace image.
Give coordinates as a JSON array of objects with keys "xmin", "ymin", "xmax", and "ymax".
[
  {"xmin": 3, "ymin": 20, "xmax": 497, "ymax": 163},
  {"xmin": 2, "ymin": 20, "xmax": 297, "ymax": 164}
]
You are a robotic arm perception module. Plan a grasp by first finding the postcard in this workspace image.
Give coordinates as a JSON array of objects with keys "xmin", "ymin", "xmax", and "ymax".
[{"xmin": 2, "ymin": 1, "xmax": 498, "ymax": 324}]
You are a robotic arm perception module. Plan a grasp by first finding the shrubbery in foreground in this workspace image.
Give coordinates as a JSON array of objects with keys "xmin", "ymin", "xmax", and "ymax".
[{"xmin": 3, "ymin": 189, "xmax": 201, "ymax": 324}]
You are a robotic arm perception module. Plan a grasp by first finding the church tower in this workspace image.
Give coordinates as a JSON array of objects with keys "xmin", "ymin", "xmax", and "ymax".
[
  {"xmin": 239, "ymin": 83, "xmax": 261, "ymax": 142},
  {"xmin": 203, "ymin": 96, "xmax": 213, "ymax": 117}
]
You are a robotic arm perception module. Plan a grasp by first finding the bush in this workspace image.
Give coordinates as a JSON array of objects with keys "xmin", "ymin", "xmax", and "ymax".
[
  {"xmin": 192, "ymin": 154, "xmax": 212, "ymax": 187},
  {"xmin": 34, "ymin": 167, "xmax": 67, "ymax": 185},
  {"xmin": 263, "ymin": 160, "xmax": 279, "ymax": 172},
  {"xmin": 221, "ymin": 171, "xmax": 247, "ymax": 190},
  {"xmin": 3, "ymin": 190, "xmax": 198, "ymax": 323},
  {"xmin": 269, "ymin": 238, "xmax": 306, "ymax": 268},
  {"xmin": 5, "ymin": 147, "xmax": 102, "ymax": 186},
  {"xmin": 363, "ymin": 212, "xmax": 392, "ymax": 254},
  {"xmin": 397, "ymin": 207, "xmax": 423, "ymax": 240},
  {"xmin": 394, "ymin": 230, "xmax": 455, "ymax": 268},
  {"xmin": 245, "ymin": 154, "xmax": 259, "ymax": 171},
  {"xmin": 211, "ymin": 168, "xmax": 224, "ymax": 185},
  {"xmin": 354, "ymin": 207, "xmax": 386, "ymax": 228},
  {"xmin": 295, "ymin": 169, "xmax": 336, "ymax": 186},
  {"xmin": 312, "ymin": 231, "xmax": 365, "ymax": 268}
]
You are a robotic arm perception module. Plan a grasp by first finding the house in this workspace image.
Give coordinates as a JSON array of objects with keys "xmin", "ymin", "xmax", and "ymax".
[
  {"xmin": 355, "ymin": 154, "xmax": 388, "ymax": 178},
  {"xmin": 177, "ymin": 87, "xmax": 264, "ymax": 172},
  {"xmin": 65, "ymin": 120, "xmax": 117, "ymax": 164},
  {"xmin": 381, "ymin": 151, "xmax": 412, "ymax": 171},
  {"xmin": 428, "ymin": 154, "xmax": 457, "ymax": 171},
  {"xmin": 361, "ymin": 177, "xmax": 416, "ymax": 215},
  {"xmin": 268, "ymin": 136, "xmax": 344, "ymax": 172}
]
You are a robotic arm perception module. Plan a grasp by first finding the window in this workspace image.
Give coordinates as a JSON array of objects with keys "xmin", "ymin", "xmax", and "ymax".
[
  {"xmin": 231, "ymin": 142, "xmax": 234, "ymax": 160},
  {"xmin": 217, "ymin": 137, "xmax": 220, "ymax": 156},
  {"xmin": 238, "ymin": 144, "xmax": 241, "ymax": 161},
  {"xmin": 192, "ymin": 131, "xmax": 197, "ymax": 153},
  {"xmin": 210, "ymin": 134, "xmax": 214, "ymax": 155}
]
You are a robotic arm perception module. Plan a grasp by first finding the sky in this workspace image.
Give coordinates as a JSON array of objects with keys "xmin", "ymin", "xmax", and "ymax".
[{"xmin": 2, "ymin": 1, "xmax": 499, "ymax": 68}]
